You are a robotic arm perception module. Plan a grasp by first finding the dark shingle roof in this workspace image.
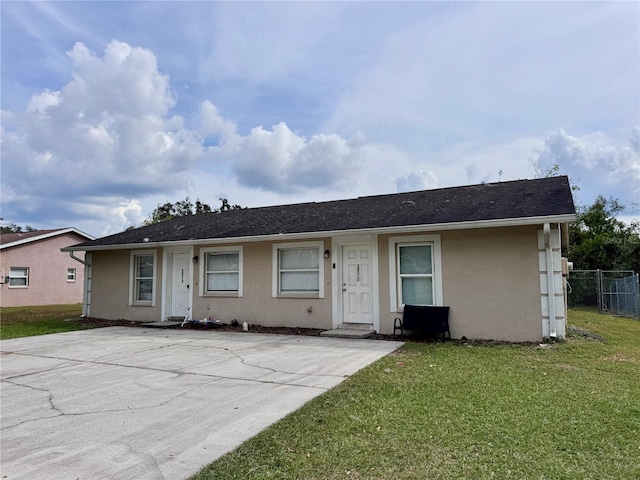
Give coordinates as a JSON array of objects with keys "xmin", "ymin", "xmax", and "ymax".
[{"xmin": 71, "ymin": 176, "xmax": 575, "ymax": 250}]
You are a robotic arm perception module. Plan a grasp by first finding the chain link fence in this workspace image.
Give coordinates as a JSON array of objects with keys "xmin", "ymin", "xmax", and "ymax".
[{"xmin": 567, "ymin": 270, "xmax": 640, "ymax": 319}]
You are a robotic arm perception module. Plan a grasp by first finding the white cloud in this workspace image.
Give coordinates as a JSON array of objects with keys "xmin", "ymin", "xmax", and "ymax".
[
  {"xmin": 199, "ymin": 99, "xmax": 382, "ymax": 195},
  {"xmin": 1, "ymin": 40, "xmax": 204, "ymax": 230},
  {"xmin": 227, "ymin": 122, "xmax": 365, "ymax": 193},
  {"xmin": 2, "ymin": 38, "xmax": 407, "ymax": 232},
  {"xmin": 26, "ymin": 89, "xmax": 60, "ymax": 115},
  {"xmin": 3, "ymin": 0, "xmax": 638, "ymax": 234},
  {"xmin": 108, "ymin": 199, "xmax": 144, "ymax": 235},
  {"xmin": 200, "ymin": 100, "xmax": 238, "ymax": 147},
  {"xmin": 323, "ymin": 2, "xmax": 639, "ymax": 144},
  {"xmin": 396, "ymin": 170, "xmax": 439, "ymax": 192},
  {"xmin": 629, "ymin": 126, "xmax": 639, "ymax": 155},
  {"xmin": 537, "ymin": 129, "xmax": 640, "ymax": 185}
]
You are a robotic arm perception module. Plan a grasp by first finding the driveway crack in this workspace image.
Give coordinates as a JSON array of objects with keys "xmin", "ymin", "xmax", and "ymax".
[
  {"xmin": 1, "ymin": 350, "xmax": 332, "ymax": 432},
  {"xmin": 176, "ymin": 343, "xmax": 348, "ymax": 379},
  {"xmin": 1, "ymin": 379, "xmax": 65, "ymax": 429},
  {"xmin": 4, "ymin": 349, "xmax": 345, "ymax": 386},
  {"xmin": 2, "ymin": 359, "xmax": 80, "ymax": 381},
  {"xmin": 1, "ymin": 377, "xmax": 221, "ymax": 431}
]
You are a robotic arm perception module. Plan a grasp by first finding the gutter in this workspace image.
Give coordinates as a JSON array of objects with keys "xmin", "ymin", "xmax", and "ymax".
[
  {"xmin": 67, "ymin": 251, "xmax": 91, "ymax": 318},
  {"xmin": 544, "ymin": 223, "xmax": 557, "ymax": 338},
  {"xmin": 68, "ymin": 251, "xmax": 90, "ymax": 266},
  {"xmin": 62, "ymin": 213, "xmax": 577, "ymax": 252}
]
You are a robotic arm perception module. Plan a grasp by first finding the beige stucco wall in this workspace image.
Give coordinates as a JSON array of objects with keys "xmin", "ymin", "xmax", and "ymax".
[
  {"xmin": 191, "ymin": 239, "xmax": 333, "ymax": 329},
  {"xmin": 88, "ymin": 240, "xmax": 332, "ymax": 327},
  {"xmin": 87, "ymin": 226, "xmax": 546, "ymax": 341},
  {"xmin": 378, "ymin": 226, "xmax": 543, "ymax": 341},
  {"xmin": 89, "ymin": 249, "xmax": 163, "ymax": 321},
  {"xmin": 0, "ymin": 233, "xmax": 87, "ymax": 307}
]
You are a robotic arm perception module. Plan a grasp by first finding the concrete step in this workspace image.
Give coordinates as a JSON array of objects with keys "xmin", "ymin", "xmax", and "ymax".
[
  {"xmin": 320, "ymin": 329, "xmax": 375, "ymax": 339},
  {"xmin": 337, "ymin": 323, "xmax": 374, "ymax": 331}
]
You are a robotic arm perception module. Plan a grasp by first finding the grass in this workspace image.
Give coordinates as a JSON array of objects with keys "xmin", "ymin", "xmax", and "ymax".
[
  {"xmin": 0, "ymin": 304, "xmax": 91, "ymax": 339},
  {"xmin": 193, "ymin": 309, "xmax": 640, "ymax": 480}
]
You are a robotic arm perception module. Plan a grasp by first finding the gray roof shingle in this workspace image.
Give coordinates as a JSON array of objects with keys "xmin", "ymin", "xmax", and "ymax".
[{"xmin": 70, "ymin": 176, "xmax": 575, "ymax": 250}]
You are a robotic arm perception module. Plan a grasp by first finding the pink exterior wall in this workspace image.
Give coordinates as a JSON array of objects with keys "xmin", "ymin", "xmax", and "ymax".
[{"xmin": 0, "ymin": 233, "xmax": 87, "ymax": 307}]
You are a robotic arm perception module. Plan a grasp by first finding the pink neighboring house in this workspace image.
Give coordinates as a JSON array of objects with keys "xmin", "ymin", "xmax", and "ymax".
[{"xmin": 0, "ymin": 228, "xmax": 95, "ymax": 307}]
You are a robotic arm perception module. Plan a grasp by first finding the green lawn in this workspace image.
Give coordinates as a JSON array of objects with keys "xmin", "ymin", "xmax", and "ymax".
[
  {"xmin": 0, "ymin": 304, "xmax": 91, "ymax": 339},
  {"xmin": 194, "ymin": 309, "xmax": 640, "ymax": 480}
]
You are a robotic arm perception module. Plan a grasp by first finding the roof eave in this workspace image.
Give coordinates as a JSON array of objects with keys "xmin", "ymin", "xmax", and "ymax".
[
  {"xmin": 1, "ymin": 228, "xmax": 95, "ymax": 251},
  {"xmin": 63, "ymin": 213, "xmax": 576, "ymax": 252}
]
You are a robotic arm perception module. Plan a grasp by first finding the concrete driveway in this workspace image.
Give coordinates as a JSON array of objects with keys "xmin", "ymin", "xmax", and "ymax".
[{"xmin": 0, "ymin": 327, "xmax": 402, "ymax": 480}]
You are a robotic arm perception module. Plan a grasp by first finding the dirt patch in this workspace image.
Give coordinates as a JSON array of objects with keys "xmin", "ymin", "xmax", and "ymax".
[
  {"xmin": 76, "ymin": 317, "xmax": 411, "ymax": 341},
  {"xmin": 78, "ymin": 317, "xmax": 326, "ymax": 337},
  {"xmin": 76, "ymin": 317, "xmax": 144, "ymax": 328},
  {"xmin": 189, "ymin": 323, "xmax": 327, "ymax": 337},
  {"xmin": 568, "ymin": 324, "xmax": 606, "ymax": 342},
  {"xmin": 74, "ymin": 318, "xmax": 546, "ymax": 346},
  {"xmin": 600, "ymin": 354, "xmax": 639, "ymax": 364}
]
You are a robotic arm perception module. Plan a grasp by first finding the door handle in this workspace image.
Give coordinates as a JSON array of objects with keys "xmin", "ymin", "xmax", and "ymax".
[{"xmin": 342, "ymin": 288, "xmax": 347, "ymax": 292}]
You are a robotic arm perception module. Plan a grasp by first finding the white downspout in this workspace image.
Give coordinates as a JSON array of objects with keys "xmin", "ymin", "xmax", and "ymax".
[
  {"xmin": 543, "ymin": 223, "xmax": 557, "ymax": 338},
  {"xmin": 68, "ymin": 251, "xmax": 91, "ymax": 318}
]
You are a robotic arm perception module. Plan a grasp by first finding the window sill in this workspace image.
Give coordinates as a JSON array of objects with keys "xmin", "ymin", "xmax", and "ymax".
[
  {"xmin": 8, "ymin": 286, "xmax": 28, "ymax": 289},
  {"xmin": 131, "ymin": 302, "xmax": 154, "ymax": 307},
  {"xmin": 276, "ymin": 293, "xmax": 322, "ymax": 299},
  {"xmin": 202, "ymin": 292, "xmax": 241, "ymax": 298}
]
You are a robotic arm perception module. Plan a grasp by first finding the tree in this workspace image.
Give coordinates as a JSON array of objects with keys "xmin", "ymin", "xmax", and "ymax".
[
  {"xmin": 0, "ymin": 217, "xmax": 37, "ymax": 234},
  {"xmin": 569, "ymin": 196, "xmax": 640, "ymax": 271},
  {"xmin": 141, "ymin": 197, "xmax": 243, "ymax": 226},
  {"xmin": 217, "ymin": 198, "xmax": 243, "ymax": 212},
  {"xmin": 530, "ymin": 159, "xmax": 560, "ymax": 179},
  {"xmin": 530, "ymin": 159, "xmax": 580, "ymax": 192}
]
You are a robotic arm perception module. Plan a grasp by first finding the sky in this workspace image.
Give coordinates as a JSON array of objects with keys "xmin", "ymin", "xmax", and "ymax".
[{"xmin": 1, "ymin": 1, "xmax": 639, "ymax": 238}]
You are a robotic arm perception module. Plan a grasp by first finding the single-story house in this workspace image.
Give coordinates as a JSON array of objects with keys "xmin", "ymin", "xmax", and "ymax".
[
  {"xmin": 63, "ymin": 176, "xmax": 576, "ymax": 342},
  {"xmin": 1, "ymin": 228, "xmax": 94, "ymax": 307}
]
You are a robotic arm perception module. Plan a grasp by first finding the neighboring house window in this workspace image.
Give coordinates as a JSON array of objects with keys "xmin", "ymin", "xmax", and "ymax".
[
  {"xmin": 130, "ymin": 251, "xmax": 156, "ymax": 305},
  {"xmin": 389, "ymin": 235, "xmax": 442, "ymax": 311},
  {"xmin": 272, "ymin": 241, "xmax": 324, "ymax": 298},
  {"xmin": 9, "ymin": 267, "xmax": 29, "ymax": 287},
  {"xmin": 199, "ymin": 246, "xmax": 243, "ymax": 296},
  {"xmin": 67, "ymin": 268, "xmax": 76, "ymax": 282}
]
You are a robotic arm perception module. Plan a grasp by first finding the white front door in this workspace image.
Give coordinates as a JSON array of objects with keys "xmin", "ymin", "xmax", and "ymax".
[
  {"xmin": 171, "ymin": 253, "xmax": 191, "ymax": 317},
  {"xmin": 342, "ymin": 245, "xmax": 374, "ymax": 324}
]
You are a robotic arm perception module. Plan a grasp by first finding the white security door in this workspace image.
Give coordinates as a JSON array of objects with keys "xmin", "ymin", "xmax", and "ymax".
[
  {"xmin": 171, "ymin": 253, "xmax": 191, "ymax": 317},
  {"xmin": 342, "ymin": 245, "xmax": 374, "ymax": 324}
]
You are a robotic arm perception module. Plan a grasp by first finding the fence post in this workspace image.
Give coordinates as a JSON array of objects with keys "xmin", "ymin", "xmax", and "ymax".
[
  {"xmin": 636, "ymin": 273, "xmax": 640, "ymax": 319},
  {"xmin": 597, "ymin": 269, "xmax": 602, "ymax": 313}
]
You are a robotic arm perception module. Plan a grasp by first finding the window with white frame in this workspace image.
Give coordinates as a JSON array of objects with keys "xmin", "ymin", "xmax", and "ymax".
[
  {"xmin": 398, "ymin": 244, "xmax": 433, "ymax": 305},
  {"xmin": 273, "ymin": 241, "xmax": 324, "ymax": 297},
  {"xmin": 130, "ymin": 251, "xmax": 156, "ymax": 304},
  {"xmin": 67, "ymin": 268, "xmax": 76, "ymax": 282},
  {"xmin": 389, "ymin": 235, "xmax": 442, "ymax": 311},
  {"xmin": 9, "ymin": 267, "xmax": 29, "ymax": 287},
  {"xmin": 200, "ymin": 246, "xmax": 243, "ymax": 296}
]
